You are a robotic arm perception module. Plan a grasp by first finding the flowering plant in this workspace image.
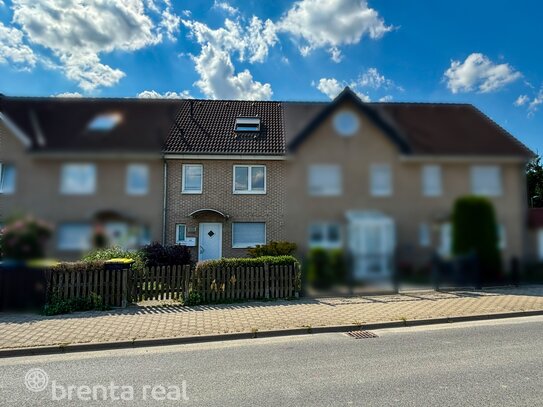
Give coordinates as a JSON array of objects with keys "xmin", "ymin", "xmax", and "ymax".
[{"xmin": 0, "ymin": 216, "xmax": 53, "ymax": 261}]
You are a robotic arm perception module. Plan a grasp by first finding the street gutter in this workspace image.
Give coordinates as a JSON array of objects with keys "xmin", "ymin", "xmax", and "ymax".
[{"xmin": 1, "ymin": 309, "xmax": 543, "ymax": 358}]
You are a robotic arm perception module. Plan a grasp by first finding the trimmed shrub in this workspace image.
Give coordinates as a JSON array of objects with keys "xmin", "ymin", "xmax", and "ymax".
[
  {"xmin": 247, "ymin": 241, "xmax": 297, "ymax": 257},
  {"xmin": 452, "ymin": 196, "xmax": 502, "ymax": 283},
  {"xmin": 0, "ymin": 215, "xmax": 52, "ymax": 261},
  {"xmin": 43, "ymin": 293, "xmax": 107, "ymax": 316},
  {"xmin": 195, "ymin": 255, "xmax": 299, "ymax": 272},
  {"xmin": 329, "ymin": 249, "xmax": 347, "ymax": 284},
  {"xmin": 306, "ymin": 248, "xmax": 337, "ymax": 288},
  {"xmin": 141, "ymin": 242, "xmax": 192, "ymax": 268},
  {"xmin": 83, "ymin": 247, "xmax": 144, "ymax": 270}
]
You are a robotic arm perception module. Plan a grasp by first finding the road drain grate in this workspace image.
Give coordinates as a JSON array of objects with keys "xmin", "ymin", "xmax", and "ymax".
[{"xmin": 345, "ymin": 330, "xmax": 379, "ymax": 339}]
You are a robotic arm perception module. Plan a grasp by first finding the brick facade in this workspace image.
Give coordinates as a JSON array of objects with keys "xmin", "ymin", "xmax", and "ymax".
[{"xmin": 165, "ymin": 159, "xmax": 287, "ymax": 259}]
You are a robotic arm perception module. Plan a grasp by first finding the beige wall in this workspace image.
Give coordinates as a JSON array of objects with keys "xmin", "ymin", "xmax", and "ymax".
[
  {"xmin": 286, "ymin": 99, "xmax": 529, "ymax": 269},
  {"xmin": 0, "ymin": 121, "xmax": 164, "ymax": 259},
  {"xmin": 165, "ymin": 159, "xmax": 287, "ymax": 259}
]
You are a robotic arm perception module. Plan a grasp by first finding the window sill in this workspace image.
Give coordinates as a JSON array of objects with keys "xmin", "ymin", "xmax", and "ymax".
[
  {"xmin": 127, "ymin": 191, "xmax": 148, "ymax": 196},
  {"xmin": 182, "ymin": 191, "xmax": 203, "ymax": 195},
  {"xmin": 232, "ymin": 244, "xmax": 264, "ymax": 249},
  {"xmin": 233, "ymin": 191, "xmax": 267, "ymax": 195}
]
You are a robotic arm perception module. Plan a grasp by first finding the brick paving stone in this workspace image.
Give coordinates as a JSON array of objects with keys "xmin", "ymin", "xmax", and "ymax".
[{"xmin": 1, "ymin": 287, "xmax": 543, "ymax": 349}]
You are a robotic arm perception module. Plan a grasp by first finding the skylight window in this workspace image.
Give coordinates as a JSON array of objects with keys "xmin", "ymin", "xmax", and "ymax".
[
  {"xmin": 235, "ymin": 117, "xmax": 260, "ymax": 132},
  {"xmin": 87, "ymin": 113, "xmax": 122, "ymax": 131}
]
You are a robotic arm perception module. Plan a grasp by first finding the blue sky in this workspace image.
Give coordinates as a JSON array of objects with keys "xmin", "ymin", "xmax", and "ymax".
[{"xmin": 0, "ymin": 0, "xmax": 541, "ymax": 153}]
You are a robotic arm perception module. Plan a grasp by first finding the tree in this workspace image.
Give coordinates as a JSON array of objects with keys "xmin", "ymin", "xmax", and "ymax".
[
  {"xmin": 452, "ymin": 196, "xmax": 501, "ymax": 284},
  {"xmin": 527, "ymin": 155, "xmax": 543, "ymax": 207}
]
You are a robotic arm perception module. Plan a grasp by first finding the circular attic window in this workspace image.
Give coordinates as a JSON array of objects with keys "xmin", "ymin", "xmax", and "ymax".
[{"xmin": 333, "ymin": 110, "xmax": 359, "ymax": 136}]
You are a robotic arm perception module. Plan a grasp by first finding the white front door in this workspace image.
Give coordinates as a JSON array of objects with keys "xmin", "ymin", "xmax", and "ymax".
[
  {"xmin": 199, "ymin": 223, "xmax": 222, "ymax": 261},
  {"xmin": 348, "ymin": 212, "xmax": 395, "ymax": 280}
]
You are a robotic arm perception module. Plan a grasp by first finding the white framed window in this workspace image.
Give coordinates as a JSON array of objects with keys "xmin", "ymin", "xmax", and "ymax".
[
  {"xmin": 58, "ymin": 223, "xmax": 92, "ymax": 250},
  {"xmin": 175, "ymin": 224, "xmax": 187, "ymax": 244},
  {"xmin": 422, "ymin": 165, "xmax": 442, "ymax": 197},
  {"xmin": 60, "ymin": 164, "xmax": 96, "ymax": 195},
  {"xmin": 498, "ymin": 224, "xmax": 506, "ymax": 250},
  {"xmin": 333, "ymin": 110, "xmax": 359, "ymax": 136},
  {"xmin": 370, "ymin": 164, "xmax": 392, "ymax": 197},
  {"xmin": 233, "ymin": 165, "xmax": 266, "ymax": 194},
  {"xmin": 309, "ymin": 223, "xmax": 342, "ymax": 249},
  {"xmin": 182, "ymin": 164, "xmax": 203, "ymax": 194},
  {"xmin": 126, "ymin": 164, "xmax": 149, "ymax": 195},
  {"xmin": 235, "ymin": 117, "xmax": 260, "ymax": 132},
  {"xmin": 471, "ymin": 165, "xmax": 502, "ymax": 196},
  {"xmin": 232, "ymin": 222, "xmax": 266, "ymax": 248},
  {"xmin": 0, "ymin": 163, "xmax": 16, "ymax": 194},
  {"xmin": 439, "ymin": 223, "xmax": 452, "ymax": 257},
  {"xmin": 419, "ymin": 223, "xmax": 431, "ymax": 247},
  {"xmin": 308, "ymin": 164, "xmax": 342, "ymax": 196}
]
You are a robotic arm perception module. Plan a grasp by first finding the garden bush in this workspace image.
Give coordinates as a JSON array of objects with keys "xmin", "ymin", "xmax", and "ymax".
[
  {"xmin": 0, "ymin": 215, "xmax": 52, "ymax": 261},
  {"xmin": 452, "ymin": 196, "xmax": 502, "ymax": 283},
  {"xmin": 247, "ymin": 241, "xmax": 297, "ymax": 257},
  {"xmin": 141, "ymin": 242, "xmax": 193, "ymax": 267},
  {"xmin": 195, "ymin": 255, "xmax": 299, "ymax": 273},
  {"xmin": 83, "ymin": 247, "xmax": 144, "ymax": 270},
  {"xmin": 306, "ymin": 248, "xmax": 338, "ymax": 288},
  {"xmin": 43, "ymin": 293, "xmax": 108, "ymax": 316}
]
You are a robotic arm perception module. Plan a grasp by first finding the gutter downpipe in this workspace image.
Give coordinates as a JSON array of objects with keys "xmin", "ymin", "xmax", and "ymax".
[{"xmin": 162, "ymin": 159, "xmax": 168, "ymax": 245}]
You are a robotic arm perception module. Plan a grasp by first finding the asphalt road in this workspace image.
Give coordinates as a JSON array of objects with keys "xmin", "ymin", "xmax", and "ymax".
[{"xmin": 1, "ymin": 316, "xmax": 542, "ymax": 406}]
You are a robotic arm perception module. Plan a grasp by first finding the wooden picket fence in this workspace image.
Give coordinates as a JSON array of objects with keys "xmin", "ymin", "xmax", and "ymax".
[
  {"xmin": 48, "ymin": 267, "xmax": 131, "ymax": 308},
  {"xmin": 47, "ymin": 263, "xmax": 300, "ymax": 308}
]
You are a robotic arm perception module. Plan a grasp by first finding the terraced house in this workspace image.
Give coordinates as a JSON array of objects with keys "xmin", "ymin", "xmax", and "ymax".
[{"xmin": 0, "ymin": 89, "xmax": 536, "ymax": 279}]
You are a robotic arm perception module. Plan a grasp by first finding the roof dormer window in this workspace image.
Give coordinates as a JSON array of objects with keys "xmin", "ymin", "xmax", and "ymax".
[
  {"xmin": 235, "ymin": 117, "xmax": 260, "ymax": 132},
  {"xmin": 87, "ymin": 113, "xmax": 122, "ymax": 131}
]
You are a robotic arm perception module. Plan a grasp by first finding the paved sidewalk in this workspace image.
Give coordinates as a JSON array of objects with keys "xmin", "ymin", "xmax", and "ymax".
[{"xmin": 1, "ymin": 286, "xmax": 543, "ymax": 350}]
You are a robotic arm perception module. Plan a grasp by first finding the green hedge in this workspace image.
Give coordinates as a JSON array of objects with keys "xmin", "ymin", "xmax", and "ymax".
[
  {"xmin": 52, "ymin": 260, "xmax": 105, "ymax": 273},
  {"xmin": 195, "ymin": 255, "xmax": 299, "ymax": 272},
  {"xmin": 247, "ymin": 241, "xmax": 297, "ymax": 257},
  {"xmin": 82, "ymin": 247, "xmax": 145, "ymax": 270},
  {"xmin": 452, "ymin": 196, "xmax": 502, "ymax": 283}
]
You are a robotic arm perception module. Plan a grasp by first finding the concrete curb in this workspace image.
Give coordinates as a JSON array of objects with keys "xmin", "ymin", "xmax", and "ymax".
[{"xmin": 1, "ymin": 309, "xmax": 543, "ymax": 358}]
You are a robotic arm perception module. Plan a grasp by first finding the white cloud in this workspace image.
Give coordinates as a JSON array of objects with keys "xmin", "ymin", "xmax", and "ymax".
[
  {"xmin": 528, "ymin": 88, "xmax": 543, "ymax": 116},
  {"xmin": 182, "ymin": 17, "xmax": 276, "ymax": 100},
  {"xmin": 10, "ymin": 0, "xmax": 179, "ymax": 90},
  {"xmin": 53, "ymin": 92, "xmax": 83, "ymax": 98},
  {"xmin": 183, "ymin": 17, "xmax": 277, "ymax": 64},
  {"xmin": 191, "ymin": 44, "xmax": 272, "ymax": 100},
  {"xmin": 160, "ymin": 0, "xmax": 181, "ymax": 41},
  {"xmin": 444, "ymin": 53, "xmax": 522, "ymax": 93},
  {"xmin": 278, "ymin": 0, "xmax": 391, "ymax": 59},
  {"xmin": 137, "ymin": 90, "xmax": 193, "ymax": 99},
  {"xmin": 213, "ymin": 1, "xmax": 239, "ymax": 16},
  {"xmin": 314, "ymin": 68, "xmax": 401, "ymax": 101},
  {"xmin": 0, "ymin": 22, "xmax": 36, "ymax": 69},
  {"xmin": 514, "ymin": 95, "xmax": 529, "ymax": 107},
  {"xmin": 359, "ymin": 67, "xmax": 395, "ymax": 89},
  {"xmin": 329, "ymin": 47, "xmax": 343, "ymax": 63},
  {"xmin": 314, "ymin": 78, "xmax": 343, "ymax": 99}
]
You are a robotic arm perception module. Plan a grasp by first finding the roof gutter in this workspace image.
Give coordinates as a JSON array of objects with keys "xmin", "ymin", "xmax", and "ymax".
[
  {"xmin": 163, "ymin": 153, "xmax": 286, "ymax": 160},
  {"xmin": 399, "ymin": 155, "xmax": 531, "ymax": 163}
]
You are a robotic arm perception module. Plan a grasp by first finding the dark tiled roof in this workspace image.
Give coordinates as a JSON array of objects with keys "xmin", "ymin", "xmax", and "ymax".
[
  {"xmin": 373, "ymin": 103, "xmax": 533, "ymax": 157},
  {"xmin": 0, "ymin": 88, "xmax": 534, "ymax": 158},
  {"xmin": 283, "ymin": 88, "xmax": 533, "ymax": 158},
  {"xmin": 0, "ymin": 97, "xmax": 181, "ymax": 153},
  {"xmin": 164, "ymin": 100, "xmax": 284, "ymax": 155}
]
